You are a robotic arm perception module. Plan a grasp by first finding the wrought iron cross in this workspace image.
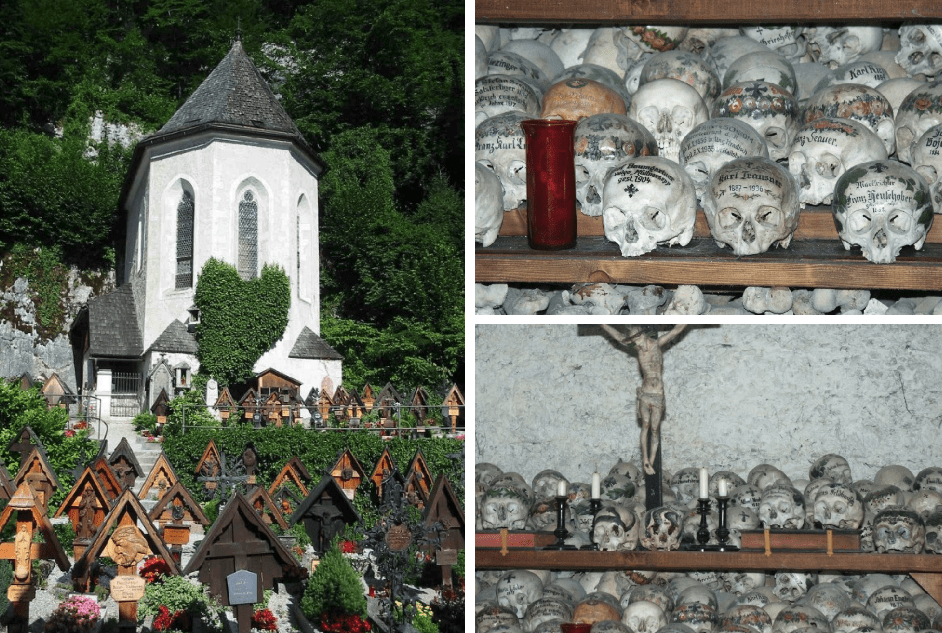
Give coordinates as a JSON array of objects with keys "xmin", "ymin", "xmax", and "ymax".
[{"xmin": 197, "ymin": 451, "xmax": 248, "ymax": 506}]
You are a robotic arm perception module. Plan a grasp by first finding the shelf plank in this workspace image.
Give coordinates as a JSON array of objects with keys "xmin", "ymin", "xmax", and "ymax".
[
  {"xmin": 498, "ymin": 207, "xmax": 942, "ymax": 244},
  {"xmin": 475, "ymin": 237, "xmax": 942, "ymax": 290},
  {"xmin": 476, "ymin": 548, "xmax": 942, "ymax": 574},
  {"xmin": 475, "ymin": 0, "xmax": 942, "ymax": 25}
]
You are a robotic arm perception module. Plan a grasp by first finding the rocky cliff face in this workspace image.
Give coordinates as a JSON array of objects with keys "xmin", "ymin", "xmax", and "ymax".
[{"xmin": 0, "ymin": 255, "xmax": 115, "ymax": 391}]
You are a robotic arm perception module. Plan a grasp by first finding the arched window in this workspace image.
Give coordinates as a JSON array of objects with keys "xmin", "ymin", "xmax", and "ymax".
[
  {"xmin": 238, "ymin": 190, "xmax": 258, "ymax": 280},
  {"xmin": 175, "ymin": 190, "xmax": 194, "ymax": 288}
]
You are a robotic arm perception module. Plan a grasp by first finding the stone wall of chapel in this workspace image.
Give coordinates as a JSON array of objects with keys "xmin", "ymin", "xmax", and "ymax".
[{"xmin": 475, "ymin": 324, "xmax": 942, "ymax": 485}]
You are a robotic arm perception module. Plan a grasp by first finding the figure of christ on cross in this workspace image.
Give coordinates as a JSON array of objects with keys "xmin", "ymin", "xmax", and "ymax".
[{"xmin": 601, "ymin": 324, "xmax": 687, "ymax": 476}]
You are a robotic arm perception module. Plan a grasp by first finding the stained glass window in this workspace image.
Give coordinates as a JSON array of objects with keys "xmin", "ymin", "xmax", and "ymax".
[
  {"xmin": 238, "ymin": 190, "xmax": 258, "ymax": 280},
  {"xmin": 175, "ymin": 190, "xmax": 194, "ymax": 288}
]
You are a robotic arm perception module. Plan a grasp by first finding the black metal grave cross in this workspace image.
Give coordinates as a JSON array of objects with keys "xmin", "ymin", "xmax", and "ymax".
[{"xmin": 197, "ymin": 452, "xmax": 248, "ymax": 506}]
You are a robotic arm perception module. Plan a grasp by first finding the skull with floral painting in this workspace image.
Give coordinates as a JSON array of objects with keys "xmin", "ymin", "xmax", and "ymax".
[
  {"xmin": 802, "ymin": 83, "xmax": 896, "ymax": 155},
  {"xmin": 712, "ymin": 81, "xmax": 801, "ymax": 161}
]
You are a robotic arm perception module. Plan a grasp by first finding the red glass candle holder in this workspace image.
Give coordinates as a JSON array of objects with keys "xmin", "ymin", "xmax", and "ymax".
[
  {"xmin": 521, "ymin": 119, "xmax": 578, "ymax": 250},
  {"xmin": 561, "ymin": 624, "xmax": 592, "ymax": 633}
]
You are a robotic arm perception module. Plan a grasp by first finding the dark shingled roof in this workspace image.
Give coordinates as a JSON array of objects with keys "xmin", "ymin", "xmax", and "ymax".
[
  {"xmin": 159, "ymin": 39, "xmax": 304, "ymax": 140},
  {"xmin": 289, "ymin": 326, "xmax": 343, "ymax": 360},
  {"xmin": 86, "ymin": 284, "xmax": 143, "ymax": 358},
  {"xmin": 149, "ymin": 319, "xmax": 199, "ymax": 354}
]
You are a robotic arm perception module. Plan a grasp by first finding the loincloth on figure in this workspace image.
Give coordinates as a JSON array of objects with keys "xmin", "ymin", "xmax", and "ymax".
[{"xmin": 636, "ymin": 387, "xmax": 665, "ymax": 411}]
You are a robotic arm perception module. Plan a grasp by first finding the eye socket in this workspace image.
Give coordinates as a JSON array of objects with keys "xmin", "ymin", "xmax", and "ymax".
[
  {"xmin": 486, "ymin": 503, "xmax": 497, "ymax": 513},
  {"xmin": 916, "ymin": 165, "xmax": 938, "ymax": 184},
  {"xmin": 815, "ymin": 152, "xmax": 842, "ymax": 178},
  {"xmin": 508, "ymin": 160, "xmax": 526, "ymax": 185},
  {"xmin": 671, "ymin": 106, "xmax": 694, "ymax": 129},
  {"xmin": 756, "ymin": 206, "xmax": 782, "ymax": 228},
  {"xmin": 912, "ymin": 29, "xmax": 927, "ymax": 44},
  {"xmin": 847, "ymin": 210, "xmax": 873, "ymax": 234},
  {"xmin": 718, "ymin": 207, "xmax": 743, "ymax": 229},
  {"xmin": 898, "ymin": 526, "xmax": 912, "ymax": 540},
  {"xmin": 887, "ymin": 211, "xmax": 913, "ymax": 234},
  {"xmin": 876, "ymin": 526, "xmax": 890, "ymax": 540},
  {"xmin": 834, "ymin": 501, "xmax": 846, "ymax": 513},
  {"xmin": 640, "ymin": 206, "xmax": 668, "ymax": 231},
  {"xmin": 479, "ymin": 159, "xmax": 495, "ymax": 172},
  {"xmin": 576, "ymin": 165, "xmax": 590, "ymax": 183}
]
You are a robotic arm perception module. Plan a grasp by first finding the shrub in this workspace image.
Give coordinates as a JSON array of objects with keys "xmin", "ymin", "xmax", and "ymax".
[
  {"xmin": 43, "ymin": 594, "xmax": 101, "ymax": 633},
  {"xmin": 138, "ymin": 574, "xmax": 223, "ymax": 632},
  {"xmin": 300, "ymin": 542, "xmax": 367, "ymax": 622},
  {"xmin": 133, "ymin": 412, "xmax": 158, "ymax": 436}
]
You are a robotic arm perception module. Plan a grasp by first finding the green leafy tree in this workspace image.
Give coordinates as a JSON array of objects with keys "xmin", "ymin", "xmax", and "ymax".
[
  {"xmin": 194, "ymin": 258, "xmax": 290, "ymax": 387},
  {"xmin": 300, "ymin": 541, "xmax": 367, "ymax": 621}
]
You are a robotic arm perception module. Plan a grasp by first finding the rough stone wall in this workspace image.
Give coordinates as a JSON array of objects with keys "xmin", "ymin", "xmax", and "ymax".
[{"xmin": 475, "ymin": 324, "xmax": 942, "ymax": 486}]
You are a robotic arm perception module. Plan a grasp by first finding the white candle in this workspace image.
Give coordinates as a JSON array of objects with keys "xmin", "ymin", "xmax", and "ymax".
[
  {"xmin": 591, "ymin": 472, "xmax": 601, "ymax": 499},
  {"xmin": 557, "ymin": 480, "xmax": 568, "ymax": 497},
  {"xmin": 718, "ymin": 478, "xmax": 727, "ymax": 497},
  {"xmin": 699, "ymin": 467, "xmax": 709, "ymax": 499}
]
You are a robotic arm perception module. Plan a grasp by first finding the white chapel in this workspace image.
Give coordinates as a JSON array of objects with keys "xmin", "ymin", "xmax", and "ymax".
[{"xmin": 71, "ymin": 37, "xmax": 343, "ymax": 417}]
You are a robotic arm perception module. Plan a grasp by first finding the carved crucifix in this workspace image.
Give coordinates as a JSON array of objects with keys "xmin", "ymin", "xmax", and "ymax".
[{"xmin": 601, "ymin": 324, "xmax": 687, "ymax": 483}]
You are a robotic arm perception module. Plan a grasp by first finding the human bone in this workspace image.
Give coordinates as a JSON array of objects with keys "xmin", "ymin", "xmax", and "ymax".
[
  {"xmin": 488, "ymin": 50, "xmax": 549, "ymax": 89},
  {"xmin": 526, "ymin": 598, "xmax": 575, "ymax": 632},
  {"xmin": 659, "ymin": 624, "xmax": 699, "ymax": 633},
  {"xmin": 730, "ymin": 484, "xmax": 764, "ymax": 512},
  {"xmin": 867, "ymin": 584, "xmax": 915, "ymax": 616},
  {"xmin": 475, "ymin": 75, "xmax": 542, "ymax": 126},
  {"xmin": 677, "ymin": 584, "xmax": 719, "ymax": 610},
  {"xmin": 564, "ymin": 283, "xmax": 630, "ymax": 315},
  {"xmin": 806, "ymin": 26, "xmax": 885, "ymax": 68},
  {"xmin": 895, "ymin": 82, "xmax": 942, "ymax": 165},
  {"xmin": 914, "ymin": 467, "xmax": 942, "ymax": 494},
  {"xmin": 556, "ymin": 64, "xmax": 634, "ymax": 105},
  {"xmin": 813, "ymin": 483, "xmax": 865, "ymax": 529},
  {"xmin": 477, "ymin": 603, "xmax": 520, "ymax": 633},
  {"xmin": 574, "ymin": 113, "xmax": 658, "ymax": 217},
  {"xmin": 913, "ymin": 593, "xmax": 942, "ymax": 619},
  {"xmin": 477, "ymin": 26, "xmax": 501, "ymax": 53},
  {"xmin": 640, "ymin": 505, "xmax": 685, "ymax": 551},
  {"xmin": 574, "ymin": 596, "xmax": 623, "ymax": 626},
  {"xmin": 527, "ymin": 497, "xmax": 558, "ymax": 531},
  {"xmin": 624, "ymin": 56, "xmax": 652, "ymax": 96},
  {"xmin": 502, "ymin": 39, "xmax": 564, "ymax": 83},
  {"xmin": 801, "ymin": 583, "xmax": 852, "ymax": 621},
  {"xmin": 727, "ymin": 506, "xmax": 760, "ymax": 549},
  {"xmin": 712, "ymin": 81, "xmax": 801, "ymax": 160},
  {"xmin": 542, "ymin": 78, "xmax": 628, "ymax": 121},
  {"xmin": 594, "ymin": 505, "xmax": 640, "ymax": 552},
  {"xmin": 802, "ymin": 84, "xmax": 896, "ymax": 155},
  {"xmin": 476, "ymin": 283, "xmax": 509, "ymax": 314},
  {"xmin": 670, "ymin": 467, "xmax": 704, "ymax": 509},
  {"xmin": 736, "ymin": 590, "xmax": 774, "ymax": 608},
  {"xmin": 875, "ymin": 465, "xmax": 916, "ymax": 491},
  {"xmin": 610, "ymin": 460, "xmax": 644, "ymax": 485},
  {"xmin": 582, "ymin": 28, "xmax": 633, "ymax": 75},
  {"xmin": 873, "ymin": 506, "xmax": 926, "ymax": 554},
  {"xmin": 622, "ymin": 601, "xmax": 667, "ymax": 633},
  {"xmin": 706, "ymin": 36, "xmax": 774, "ymax": 81},
  {"xmin": 771, "ymin": 603, "xmax": 828, "ymax": 632},
  {"xmin": 860, "ymin": 51, "xmax": 909, "ymax": 79},
  {"xmin": 759, "ymin": 484, "xmax": 806, "ymax": 529},
  {"xmin": 709, "ymin": 471, "xmax": 746, "ymax": 497},
  {"xmin": 702, "ymin": 157, "xmax": 801, "ymax": 256},
  {"xmin": 477, "ymin": 463, "xmax": 504, "ymax": 487},
  {"xmin": 679, "ymin": 118, "xmax": 769, "ymax": 202},
  {"xmin": 492, "ymin": 472, "xmax": 535, "ymax": 501},
  {"xmin": 497, "ymin": 570, "xmax": 545, "ymax": 619},
  {"xmin": 662, "ymin": 285, "xmax": 708, "ymax": 315},
  {"xmin": 910, "ymin": 124, "xmax": 942, "ymax": 211},
  {"xmin": 809, "ymin": 454, "xmax": 853, "ymax": 484},
  {"xmin": 594, "ymin": 621, "xmax": 631, "ymax": 633},
  {"xmin": 907, "ymin": 489, "xmax": 942, "ymax": 517},
  {"xmin": 865, "ymin": 485, "xmax": 907, "ymax": 516},
  {"xmin": 481, "ymin": 480, "xmax": 532, "ymax": 530},
  {"xmin": 882, "ymin": 606, "xmax": 931, "ymax": 633},
  {"xmin": 628, "ymin": 78, "xmax": 708, "ymax": 161},
  {"xmin": 475, "ymin": 161, "xmax": 504, "ymax": 247},
  {"xmin": 805, "ymin": 478, "xmax": 838, "ymax": 506},
  {"xmin": 639, "ymin": 51, "xmax": 721, "ymax": 101},
  {"xmin": 852, "ymin": 479, "xmax": 876, "ymax": 500},
  {"xmin": 532, "ymin": 470, "xmax": 569, "ymax": 500},
  {"xmin": 723, "ymin": 52, "xmax": 798, "ymax": 95},
  {"xmin": 679, "ymin": 28, "xmax": 740, "ymax": 56},
  {"xmin": 877, "ymin": 77, "xmax": 925, "ymax": 114},
  {"xmin": 794, "ymin": 62, "xmax": 834, "ymax": 102},
  {"xmin": 741, "ymin": 26, "xmax": 806, "ymax": 65},
  {"xmin": 896, "ymin": 25, "xmax": 942, "ymax": 78},
  {"xmin": 722, "ymin": 604, "xmax": 774, "ymax": 633},
  {"xmin": 832, "ymin": 606, "xmax": 882, "ymax": 633},
  {"xmin": 619, "ymin": 26, "xmax": 689, "ymax": 63},
  {"xmin": 601, "ymin": 157, "xmax": 698, "ymax": 257},
  {"xmin": 670, "ymin": 602, "xmax": 719, "ymax": 633},
  {"xmin": 627, "ymin": 585, "xmax": 675, "ymax": 614},
  {"xmin": 476, "ymin": 36, "xmax": 489, "ymax": 80},
  {"xmin": 548, "ymin": 28, "xmax": 595, "ymax": 69},
  {"xmin": 924, "ymin": 511, "xmax": 942, "ymax": 553},
  {"xmin": 812, "ymin": 62, "xmax": 890, "ymax": 92},
  {"xmin": 831, "ymin": 160, "xmax": 934, "ymax": 264},
  {"xmin": 475, "ymin": 112, "xmax": 528, "ymax": 211},
  {"xmin": 787, "ymin": 117, "xmax": 888, "ymax": 206}
]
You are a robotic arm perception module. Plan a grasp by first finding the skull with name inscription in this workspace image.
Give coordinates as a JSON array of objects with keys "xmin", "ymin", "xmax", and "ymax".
[
  {"xmin": 712, "ymin": 81, "xmax": 801, "ymax": 161},
  {"xmin": 475, "ymin": 112, "xmax": 528, "ymax": 211},
  {"xmin": 680, "ymin": 118, "xmax": 769, "ymax": 203}
]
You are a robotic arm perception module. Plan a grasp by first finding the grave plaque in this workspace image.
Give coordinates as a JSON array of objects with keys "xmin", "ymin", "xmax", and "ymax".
[
  {"xmin": 163, "ymin": 524, "xmax": 191, "ymax": 545},
  {"xmin": 110, "ymin": 575, "xmax": 146, "ymax": 602},
  {"xmin": 227, "ymin": 570, "xmax": 258, "ymax": 606},
  {"xmin": 386, "ymin": 522, "xmax": 412, "ymax": 552},
  {"xmin": 436, "ymin": 549, "xmax": 458, "ymax": 566}
]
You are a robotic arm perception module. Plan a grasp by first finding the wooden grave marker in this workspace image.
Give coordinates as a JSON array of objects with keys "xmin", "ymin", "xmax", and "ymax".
[
  {"xmin": 73, "ymin": 488, "xmax": 180, "ymax": 631},
  {"xmin": 108, "ymin": 437, "xmax": 144, "ymax": 491},
  {"xmin": 12, "ymin": 447, "xmax": 59, "ymax": 511},
  {"xmin": 409, "ymin": 386, "xmax": 430, "ymax": 425},
  {"xmin": 183, "ymin": 492, "xmax": 305, "ymax": 633},
  {"xmin": 271, "ymin": 485, "xmax": 303, "ymax": 520},
  {"xmin": 214, "ymin": 386, "xmax": 237, "ymax": 422},
  {"xmin": 0, "ymin": 458, "xmax": 14, "ymax": 501},
  {"xmin": 246, "ymin": 485, "xmax": 289, "ymax": 530},
  {"xmin": 138, "ymin": 451, "xmax": 180, "ymax": 500},
  {"xmin": 317, "ymin": 388, "xmax": 333, "ymax": 423},
  {"xmin": 404, "ymin": 468, "xmax": 429, "ymax": 510},
  {"xmin": 369, "ymin": 447, "xmax": 397, "ymax": 502},
  {"xmin": 0, "ymin": 481, "xmax": 70, "ymax": 633},
  {"xmin": 442, "ymin": 384, "xmax": 464, "ymax": 433},
  {"xmin": 7, "ymin": 427, "xmax": 43, "ymax": 468},
  {"xmin": 92, "ymin": 455, "xmax": 122, "ymax": 501},
  {"xmin": 361, "ymin": 382, "xmax": 376, "ymax": 412},
  {"xmin": 150, "ymin": 480, "xmax": 210, "ymax": 563},
  {"xmin": 195, "ymin": 438, "xmax": 223, "ymax": 495},
  {"xmin": 52, "ymin": 466, "xmax": 110, "ymax": 559},
  {"xmin": 41, "ymin": 372, "xmax": 76, "ymax": 410},
  {"xmin": 330, "ymin": 448, "xmax": 365, "ymax": 500},
  {"xmin": 289, "ymin": 475, "xmax": 360, "ymax": 554},
  {"xmin": 269, "ymin": 456, "xmax": 311, "ymax": 498},
  {"xmin": 422, "ymin": 474, "xmax": 465, "ymax": 590},
  {"xmin": 405, "ymin": 449, "xmax": 434, "ymax": 503},
  {"xmin": 239, "ymin": 388, "xmax": 259, "ymax": 424},
  {"xmin": 150, "ymin": 388, "xmax": 171, "ymax": 428}
]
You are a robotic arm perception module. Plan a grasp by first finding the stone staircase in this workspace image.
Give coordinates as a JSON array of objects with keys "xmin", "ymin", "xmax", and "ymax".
[{"xmin": 89, "ymin": 417, "xmax": 163, "ymax": 496}]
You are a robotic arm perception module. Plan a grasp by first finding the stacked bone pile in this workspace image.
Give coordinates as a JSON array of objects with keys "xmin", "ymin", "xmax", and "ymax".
[
  {"xmin": 475, "ymin": 456, "xmax": 942, "ymax": 633},
  {"xmin": 474, "ymin": 24, "xmax": 942, "ymax": 265}
]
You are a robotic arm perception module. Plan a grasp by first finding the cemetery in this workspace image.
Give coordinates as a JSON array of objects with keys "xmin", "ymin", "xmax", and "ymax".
[{"xmin": 0, "ymin": 375, "xmax": 465, "ymax": 633}]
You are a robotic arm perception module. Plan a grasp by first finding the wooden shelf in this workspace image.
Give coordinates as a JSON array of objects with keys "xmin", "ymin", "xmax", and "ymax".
[{"xmin": 475, "ymin": 0, "xmax": 942, "ymax": 25}]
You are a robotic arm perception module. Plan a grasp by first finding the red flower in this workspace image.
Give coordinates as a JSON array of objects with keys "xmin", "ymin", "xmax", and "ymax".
[
  {"xmin": 341, "ymin": 540, "xmax": 357, "ymax": 553},
  {"xmin": 320, "ymin": 613, "xmax": 372, "ymax": 633},
  {"xmin": 252, "ymin": 608, "xmax": 278, "ymax": 631},
  {"xmin": 153, "ymin": 605, "xmax": 185, "ymax": 631},
  {"xmin": 64, "ymin": 429, "xmax": 75, "ymax": 438},
  {"xmin": 139, "ymin": 556, "xmax": 172, "ymax": 584}
]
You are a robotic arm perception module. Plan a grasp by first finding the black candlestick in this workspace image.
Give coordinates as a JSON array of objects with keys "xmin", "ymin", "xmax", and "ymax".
[
  {"xmin": 715, "ymin": 495, "xmax": 737, "ymax": 550},
  {"xmin": 582, "ymin": 498, "xmax": 602, "ymax": 550},
  {"xmin": 696, "ymin": 497, "xmax": 711, "ymax": 548},
  {"xmin": 545, "ymin": 495, "xmax": 577, "ymax": 550}
]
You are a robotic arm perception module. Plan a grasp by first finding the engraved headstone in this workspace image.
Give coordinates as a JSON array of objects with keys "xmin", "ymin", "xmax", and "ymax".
[
  {"xmin": 148, "ymin": 359, "xmax": 173, "ymax": 411},
  {"xmin": 227, "ymin": 570, "xmax": 258, "ymax": 605}
]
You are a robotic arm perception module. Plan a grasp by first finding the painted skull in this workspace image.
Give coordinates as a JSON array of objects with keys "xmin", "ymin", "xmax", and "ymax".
[
  {"xmin": 806, "ymin": 26, "xmax": 885, "ymax": 68},
  {"xmin": 639, "ymin": 50, "xmax": 722, "ymax": 101},
  {"xmin": 802, "ymin": 84, "xmax": 896, "ymax": 155},
  {"xmin": 802, "ymin": 583, "xmax": 852, "ymax": 620},
  {"xmin": 712, "ymin": 81, "xmax": 801, "ymax": 161},
  {"xmin": 788, "ymin": 117, "xmax": 888, "ymax": 206},
  {"xmin": 617, "ymin": 26, "xmax": 688, "ymax": 63},
  {"xmin": 622, "ymin": 601, "xmax": 667, "ymax": 633},
  {"xmin": 808, "ymin": 454, "xmax": 853, "ymax": 485},
  {"xmin": 670, "ymin": 602, "xmax": 718, "ymax": 633},
  {"xmin": 481, "ymin": 480, "xmax": 532, "ymax": 530},
  {"xmin": 527, "ymin": 497, "xmax": 558, "ymax": 531},
  {"xmin": 487, "ymin": 50, "xmax": 548, "ymax": 89},
  {"xmin": 475, "ymin": 111, "xmax": 528, "ymax": 211},
  {"xmin": 671, "ymin": 468, "xmax": 705, "ymax": 509},
  {"xmin": 730, "ymin": 484, "xmax": 764, "ymax": 512},
  {"xmin": 873, "ymin": 506, "xmax": 926, "ymax": 554},
  {"xmin": 813, "ymin": 483, "xmax": 864, "ymax": 529},
  {"xmin": 831, "ymin": 160, "xmax": 934, "ymax": 263},
  {"xmin": 626, "ymin": 585, "xmax": 674, "ymax": 614},
  {"xmin": 525, "ymin": 597, "xmax": 574, "ymax": 632},
  {"xmin": 680, "ymin": 118, "xmax": 769, "ymax": 203},
  {"xmin": 476, "ymin": 603, "xmax": 521, "ymax": 633},
  {"xmin": 475, "ymin": 75, "xmax": 542, "ymax": 126},
  {"xmin": 740, "ymin": 25, "xmax": 806, "ymax": 65},
  {"xmin": 896, "ymin": 25, "xmax": 942, "ymax": 79},
  {"xmin": 915, "ymin": 467, "xmax": 942, "ymax": 494},
  {"xmin": 475, "ymin": 161, "xmax": 504, "ymax": 247},
  {"xmin": 629, "ymin": 78, "xmax": 709, "ymax": 161},
  {"xmin": 557, "ymin": 64, "xmax": 634, "ymax": 109},
  {"xmin": 574, "ymin": 113, "xmax": 659, "ymax": 217},
  {"xmin": 867, "ymin": 584, "xmax": 916, "ymax": 616},
  {"xmin": 832, "ymin": 606, "xmax": 882, "ymax": 633},
  {"xmin": 541, "ymin": 78, "xmax": 628, "ymax": 121},
  {"xmin": 874, "ymin": 465, "xmax": 916, "ymax": 491},
  {"xmin": 923, "ymin": 510, "xmax": 942, "ymax": 553},
  {"xmin": 910, "ymin": 124, "xmax": 942, "ymax": 212},
  {"xmin": 723, "ymin": 52, "xmax": 797, "ymax": 95},
  {"xmin": 727, "ymin": 506, "xmax": 760, "ymax": 549},
  {"xmin": 907, "ymin": 488, "xmax": 942, "ymax": 517},
  {"xmin": 895, "ymin": 82, "xmax": 942, "ymax": 165},
  {"xmin": 882, "ymin": 606, "xmax": 930, "ymax": 633},
  {"xmin": 601, "ymin": 157, "xmax": 698, "ymax": 257},
  {"xmin": 497, "ymin": 570, "xmax": 544, "ymax": 619},
  {"xmin": 594, "ymin": 505, "xmax": 640, "ymax": 552},
  {"xmin": 702, "ymin": 157, "xmax": 801, "ymax": 256},
  {"xmin": 640, "ymin": 505, "xmax": 685, "ymax": 551},
  {"xmin": 771, "ymin": 605, "xmax": 829, "ymax": 633},
  {"xmin": 532, "ymin": 470, "xmax": 569, "ymax": 500},
  {"xmin": 773, "ymin": 572, "xmax": 819, "ymax": 602},
  {"xmin": 721, "ymin": 604, "xmax": 773, "ymax": 633},
  {"xmin": 601, "ymin": 473, "xmax": 639, "ymax": 505},
  {"xmin": 705, "ymin": 36, "xmax": 773, "ymax": 83},
  {"xmin": 758, "ymin": 484, "xmax": 806, "ymax": 529}
]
